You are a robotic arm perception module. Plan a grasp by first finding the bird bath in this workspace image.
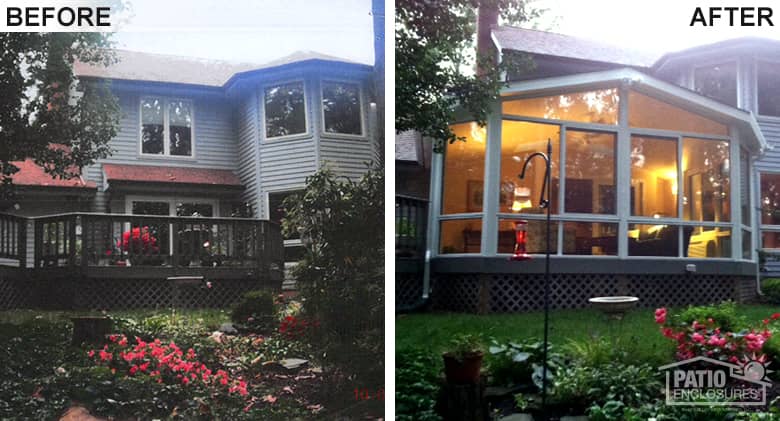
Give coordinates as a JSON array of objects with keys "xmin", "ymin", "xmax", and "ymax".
[{"xmin": 589, "ymin": 296, "xmax": 639, "ymax": 320}]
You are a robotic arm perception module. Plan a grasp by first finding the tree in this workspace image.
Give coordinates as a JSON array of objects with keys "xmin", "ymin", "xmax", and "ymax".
[
  {"xmin": 0, "ymin": 33, "xmax": 120, "ymax": 196},
  {"xmin": 396, "ymin": 0, "xmax": 542, "ymax": 150},
  {"xmin": 281, "ymin": 166, "xmax": 384, "ymax": 390}
]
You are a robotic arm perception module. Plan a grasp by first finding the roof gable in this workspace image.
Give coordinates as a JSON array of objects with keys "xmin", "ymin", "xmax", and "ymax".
[
  {"xmin": 492, "ymin": 26, "xmax": 659, "ymax": 68},
  {"xmin": 75, "ymin": 50, "xmax": 368, "ymax": 88}
]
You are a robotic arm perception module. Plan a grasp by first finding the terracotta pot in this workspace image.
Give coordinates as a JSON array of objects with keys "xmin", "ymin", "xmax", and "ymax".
[{"xmin": 443, "ymin": 351, "xmax": 484, "ymax": 384}]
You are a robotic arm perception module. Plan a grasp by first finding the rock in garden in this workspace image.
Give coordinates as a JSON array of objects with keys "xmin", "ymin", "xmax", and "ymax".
[
  {"xmin": 279, "ymin": 358, "xmax": 308, "ymax": 370},
  {"xmin": 218, "ymin": 323, "xmax": 237, "ymax": 334}
]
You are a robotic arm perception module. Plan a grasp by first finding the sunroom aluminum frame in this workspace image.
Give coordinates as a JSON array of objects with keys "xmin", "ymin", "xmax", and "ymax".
[{"xmin": 426, "ymin": 68, "xmax": 767, "ymax": 287}]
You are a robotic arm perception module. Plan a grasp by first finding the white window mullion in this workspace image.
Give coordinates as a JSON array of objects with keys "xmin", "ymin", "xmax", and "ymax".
[{"xmin": 163, "ymin": 99, "xmax": 170, "ymax": 156}]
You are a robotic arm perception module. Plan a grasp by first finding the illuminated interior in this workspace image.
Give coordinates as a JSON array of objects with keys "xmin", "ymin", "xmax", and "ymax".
[{"xmin": 438, "ymin": 86, "xmax": 745, "ymax": 259}]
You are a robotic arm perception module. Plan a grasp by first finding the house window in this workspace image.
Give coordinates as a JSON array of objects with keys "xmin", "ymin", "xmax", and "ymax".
[
  {"xmin": 268, "ymin": 190, "xmax": 304, "ymax": 261},
  {"xmin": 693, "ymin": 62, "xmax": 737, "ymax": 107},
  {"xmin": 499, "ymin": 121, "xmax": 560, "ymax": 214},
  {"xmin": 438, "ymin": 87, "xmax": 742, "ymax": 261},
  {"xmin": 757, "ymin": 61, "xmax": 780, "ymax": 117},
  {"xmin": 628, "ymin": 91, "xmax": 729, "ymax": 136},
  {"xmin": 503, "ymin": 88, "xmax": 619, "ymax": 125},
  {"xmin": 760, "ymin": 173, "xmax": 780, "ymax": 249},
  {"xmin": 264, "ymin": 82, "xmax": 307, "ymax": 139},
  {"xmin": 322, "ymin": 81, "xmax": 363, "ymax": 136},
  {"xmin": 140, "ymin": 97, "xmax": 193, "ymax": 156}
]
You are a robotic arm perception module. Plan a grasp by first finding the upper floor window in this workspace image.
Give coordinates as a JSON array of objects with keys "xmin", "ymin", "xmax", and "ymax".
[
  {"xmin": 140, "ymin": 97, "xmax": 193, "ymax": 157},
  {"xmin": 757, "ymin": 61, "xmax": 780, "ymax": 117},
  {"xmin": 693, "ymin": 62, "xmax": 737, "ymax": 107},
  {"xmin": 264, "ymin": 81, "xmax": 307, "ymax": 139},
  {"xmin": 322, "ymin": 81, "xmax": 363, "ymax": 136}
]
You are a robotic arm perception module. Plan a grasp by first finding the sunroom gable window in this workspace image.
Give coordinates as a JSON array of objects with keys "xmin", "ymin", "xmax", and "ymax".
[
  {"xmin": 140, "ymin": 97, "xmax": 193, "ymax": 157},
  {"xmin": 693, "ymin": 62, "xmax": 737, "ymax": 107},
  {"xmin": 322, "ymin": 81, "xmax": 363, "ymax": 136},
  {"xmin": 264, "ymin": 81, "xmax": 307, "ymax": 139}
]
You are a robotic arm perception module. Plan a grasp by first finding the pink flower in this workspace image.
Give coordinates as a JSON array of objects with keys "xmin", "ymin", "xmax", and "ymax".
[
  {"xmin": 692, "ymin": 333, "xmax": 705, "ymax": 344},
  {"xmin": 772, "ymin": 313, "xmax": 780, "ymax": 320},
  {"xmin": 87, "ymin": 350, "xmax": 95, "ymax": 358},
  {"xmin": 654, "ymin": 308, "xmax": 667, "ymax": 324}
]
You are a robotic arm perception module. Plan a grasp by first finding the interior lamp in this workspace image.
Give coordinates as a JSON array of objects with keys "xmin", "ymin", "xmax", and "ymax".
[{"xmin": 511, "ymin": 187, "xmax": 532, "ymax": 212}]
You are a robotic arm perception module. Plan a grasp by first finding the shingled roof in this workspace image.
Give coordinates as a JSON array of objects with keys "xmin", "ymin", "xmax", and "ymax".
[
  {"xmin": 9, "ymin": 160, "xmax": 96, "ymax": 189},
  {"xmin": 102, "ymin": 164, "xmax": 243, "ymax": 187},
  {"xmin": 74, "ymin": 50, "xmax": 364, "ymax": 87},
  {"xmin": 492, "ymin": 26, "xmax": 660, "ymax": 68}
]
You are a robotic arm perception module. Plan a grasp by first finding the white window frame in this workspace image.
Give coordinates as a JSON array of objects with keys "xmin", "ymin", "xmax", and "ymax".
[
  {"xmin": 260, "ymin": 80, "xmax": 310, "ymax": 142},
  {"xmin": 320, "ymin": 79, "xmax": 366, "ymax": 139},
  {"xmin": 138, "ymin": 96, "xmax": 196, "ymax": 158},
  {"xmin": 125, "ymin": 196, "xmax": 219, "ymax": 217},
  {"xmin": 433, "ymin": 88, "xmax": 743, "ymax": 261}
]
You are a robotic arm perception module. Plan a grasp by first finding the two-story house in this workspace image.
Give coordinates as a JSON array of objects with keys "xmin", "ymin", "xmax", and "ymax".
[
  {"xmin": 0, "ymin": 50, "xmax": 378, "ymax": 309},
  {"xmin": 397, "ymin": 23, "xmax": 780, "ymax": 313}
]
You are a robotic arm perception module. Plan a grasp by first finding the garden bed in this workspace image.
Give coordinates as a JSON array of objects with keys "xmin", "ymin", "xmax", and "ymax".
[{"xmin": 0, "ymin": 308, "xmax": 379, "ymax": 420}]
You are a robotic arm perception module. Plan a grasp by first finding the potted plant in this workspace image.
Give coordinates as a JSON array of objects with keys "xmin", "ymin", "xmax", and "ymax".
[{"xmin": 442, "ymin": 334, "xmax": 485, "ymax": 384}]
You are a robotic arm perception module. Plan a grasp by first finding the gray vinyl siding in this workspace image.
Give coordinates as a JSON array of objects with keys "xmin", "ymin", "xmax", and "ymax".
[
  {"xmin": 84, "ymin": 90, "xmax": 240, "ymax": 211},
  {"xmin": 319, "ymin": 137, "xmax": 375, "ymax": 180},
  {"xmin": 237, "ymin": 93, "xmax": 262, "ymax": 216},
  {"xmin": 754, "ymin": 117, "xmax": 780, "ymax": 172}
]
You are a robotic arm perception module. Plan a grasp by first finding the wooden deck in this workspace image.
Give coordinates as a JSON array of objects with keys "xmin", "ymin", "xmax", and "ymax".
[{"xmin": 0, "ymin": 212, "xmax": 284, "ymax": 309}]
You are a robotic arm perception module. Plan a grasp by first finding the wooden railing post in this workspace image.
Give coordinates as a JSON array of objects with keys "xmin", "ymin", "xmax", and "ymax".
[
  {"xmin": 18, "ymin": 217, "xmax": 27, "ymax": 268},
  {"xmin": 80, "ymin": 214, "xmax": 89, "ymax": 270}
]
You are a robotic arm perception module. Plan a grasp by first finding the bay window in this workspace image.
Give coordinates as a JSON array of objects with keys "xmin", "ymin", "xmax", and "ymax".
[
  {"xmin": 756, "ymin": 61, "xmax": 780, "ymax": 117},
  {"xmin": 321, "ymin": 81, "xmax": 363, "ymax": 136},
  {"xmin": 437, "ymin": 86, "xmax": 744, "ymax": 260},
  {"xmin": 693, "ymin": 62, "xmax": 738, "ymax": 107},
  {"xmin": 140, "ymin": 97, "xmax": 193, "ymax": 156},
  {"xmin": 264, "ymin": 81, "xmax": 307, "ymax": 139},
  {"xmin": 760, "ymin": 173, "xmax": 780, "ymax": 249}
]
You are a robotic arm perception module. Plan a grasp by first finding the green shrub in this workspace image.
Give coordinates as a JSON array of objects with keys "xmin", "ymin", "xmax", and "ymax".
[
  {"xmin": 396, "ymin": 348, "xmax": 441, "ymax": 421},
  {"xmin": 764, "ymin": 335, "xmax": 780, "ymax": 381},
  {"xmin": 487, "ymin": 339, "xmax": 565, "ymax": 389},
  {"xmin": 551, "ymin": 363, "xmax": 660, "ymax": 412},
  {"xmin": 676, "ymin": 301, "xmax": 744, "ymax": 331},
  {"xmin": 762, "ymin": 278, "xmax": 780, "ymax": 304},
  {"xmin": 231, "ymin": 290, "xmax": 276, "ymax": 327}
]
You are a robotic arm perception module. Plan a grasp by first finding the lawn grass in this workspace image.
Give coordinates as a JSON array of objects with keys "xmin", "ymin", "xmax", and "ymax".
[{"xmin": 396, "ymin": 304, "xmax": 780, "ymax": 366}]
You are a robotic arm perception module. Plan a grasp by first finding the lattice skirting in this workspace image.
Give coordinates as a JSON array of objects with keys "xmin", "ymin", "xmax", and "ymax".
[
  {"xmin": 70, "ymin": 278, "xmax": 269, "ymax": 310},
  {"xmin": 431, "ymin": 273, "xmax": 757, "ymax": 313},
  {"xmin": 396, "ymin": 272, "xmax": 424, "ymax": 309},
  {"xmin": 0, "ymin": 275, "xmax": 30, "ymax": 310}
]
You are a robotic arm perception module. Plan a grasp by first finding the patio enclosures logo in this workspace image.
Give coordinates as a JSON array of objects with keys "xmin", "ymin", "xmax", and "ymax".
[{"xmin": 659, "ymin": 356, "xmax": 772, "ymax": 406}]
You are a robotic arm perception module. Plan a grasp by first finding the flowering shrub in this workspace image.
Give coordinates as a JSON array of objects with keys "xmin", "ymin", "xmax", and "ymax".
[
  {"xmin": 116, "ymin": 226, "xmax": 159, "ymax": 254},
  {"xmin": 279, "ymin": 316, "xmax": 319, "ymax": 340},
  {"xmin": 87, "ymin": 334, "xmax": 247, "ymax": 396},
  {"xmin": 655, "ymin": 306, "xmax": 780, "ymax": 364}
]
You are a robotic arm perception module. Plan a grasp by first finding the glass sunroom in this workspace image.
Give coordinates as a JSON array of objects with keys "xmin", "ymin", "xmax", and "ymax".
[{"xmin": 429, "ymin": 69, "xmax": 766, "ymax": 273}]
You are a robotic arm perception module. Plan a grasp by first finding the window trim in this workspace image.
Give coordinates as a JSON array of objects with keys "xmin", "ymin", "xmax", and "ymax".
[
  {"xmin": 690, "ymin": 59, "xmax": 739, "ymax": 108},
  {"xmin": 125, "ymin": 195, "xmax": 219, "ymax": 217},
  {"xmin": 320, "ymin": 79, "xmax": 366, "ymax": 139},
  {"xmin": 138, "ymin": 97, "xmax": 196, "ymax": 159},
  {"xmin": 260, "ymin": 79, "xmax": 311, "ymax": 142}
]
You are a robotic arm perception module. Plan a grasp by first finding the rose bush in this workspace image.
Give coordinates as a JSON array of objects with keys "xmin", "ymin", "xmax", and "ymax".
[{"xmin": 655, "ymin": 306, "xmax": 780, "ymax": 364}]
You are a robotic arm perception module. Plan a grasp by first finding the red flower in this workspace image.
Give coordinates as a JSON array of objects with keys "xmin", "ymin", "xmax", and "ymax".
[{"xmin": 654, "ymin": 308, "xmax": 667, "ymax": 324}]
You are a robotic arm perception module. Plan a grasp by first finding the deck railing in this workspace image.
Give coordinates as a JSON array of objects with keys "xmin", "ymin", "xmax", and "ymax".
[
  {"xmin": 395, "ymin": 195, "xmax": 428, "ymax": 259},
  {"xmin": 27, "ymin": 213, "xmax": 282, "ymax": 272},
  {"xmin": 0, "ymin": 213, "xmax": 26, "ymax": 266}
]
